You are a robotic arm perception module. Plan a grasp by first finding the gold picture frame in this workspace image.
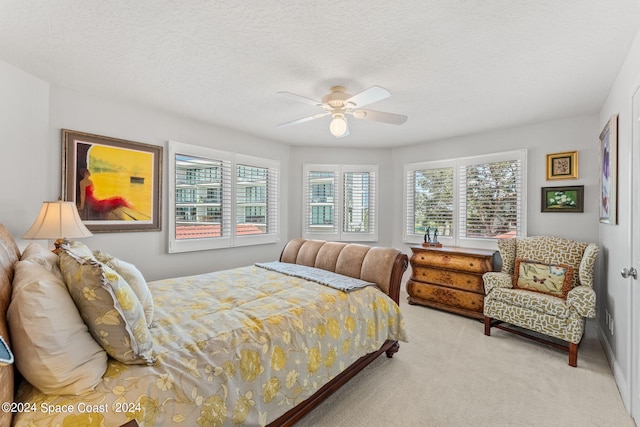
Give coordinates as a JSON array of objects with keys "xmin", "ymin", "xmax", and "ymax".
[
  {"xmin": 546, "ymin": 151, "xmax": 578, "ymax": 180},
  {"xmin": 62, "ymin": 129, "xmax": 163, "ymax": 233}
]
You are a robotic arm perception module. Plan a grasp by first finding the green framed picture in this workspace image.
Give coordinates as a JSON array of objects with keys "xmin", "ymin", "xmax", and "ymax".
[{"xmin": 541, "ymin": 186, "xmax": 584, "ymax": 213}]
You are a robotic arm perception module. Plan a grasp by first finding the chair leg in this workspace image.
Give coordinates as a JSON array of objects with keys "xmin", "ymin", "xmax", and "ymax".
[
  {"xmin": 484, "ymin": 316, "xmax": 492, "ymax": 336},
  {"xmin": 568, "ymin": 342, "xmax": 578, "ymax": 367}
]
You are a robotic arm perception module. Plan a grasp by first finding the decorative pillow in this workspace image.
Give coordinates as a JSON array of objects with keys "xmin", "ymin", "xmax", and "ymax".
[
  {"xmin": 64, "ymin": 240, "xmax": 96, "ymax": 260},
  {"xmin": 94, "ymin": 250, "xmax": 154, "ymax": 326},
  {"xmin": 8, "ymin": 244, "xmax": 107, "ymax": 394},
  {"xmin": 59, "ymin": 249, "xmax": 155, "ymax": 365},
  {"xmin": 512, "ymin": 258, "xmax": 574, "ymax": 299}
]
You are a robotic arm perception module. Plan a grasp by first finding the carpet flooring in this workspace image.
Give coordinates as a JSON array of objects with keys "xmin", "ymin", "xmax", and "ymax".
[{"xmin": 296, "ymin": 289, "xmax": 635, "ymax": 427}]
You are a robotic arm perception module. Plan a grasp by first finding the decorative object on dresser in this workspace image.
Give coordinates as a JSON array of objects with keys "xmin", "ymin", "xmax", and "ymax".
[
  {"xmin": 483, "ymin": 235, "xmax": 599, "ymax": 367},
  {"xmin": 407, "ymin": 245, "xmax": 496, "ymax": 319}
]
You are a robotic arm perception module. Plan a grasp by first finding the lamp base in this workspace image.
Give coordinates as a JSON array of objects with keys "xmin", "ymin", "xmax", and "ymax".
[{"xmin": 52, "ymin": 238, "xmax": 69, "ymax": 254}]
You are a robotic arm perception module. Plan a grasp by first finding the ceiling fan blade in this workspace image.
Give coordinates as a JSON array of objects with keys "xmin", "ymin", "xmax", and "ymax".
[
  {"xmin": 352, "ymin": 109, "xmax": 408, "ymax": 125},
  {"xmin": 276, "ymin": 91, "xmax": 323, "ymax": 107},
  {"xmin": 345, "ymin": 86, "xmax": 391, "ymax": 108},
  {"xmin": 277, "ymin": 112, "xmax": 329, "ymax": 128}
]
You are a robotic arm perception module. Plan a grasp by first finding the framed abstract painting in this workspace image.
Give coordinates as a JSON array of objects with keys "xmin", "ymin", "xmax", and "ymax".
[
  {"xmin": 62, "ymin": 129, "xmax": 163, "ymax": 232},
  {"xmin": 599, "ymin": 115, "xmax": 618, "ymax": 224}
]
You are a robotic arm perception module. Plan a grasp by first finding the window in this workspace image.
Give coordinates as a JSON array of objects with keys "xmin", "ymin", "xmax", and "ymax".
[
  {"xmin": 404, "ymin": 150, "xmax": 526, "ymax": 249},
  {"xmin": 169, "ymin": 141, "xmax": 279, "ymax": 253},
  {"xmin": 303, "ymin": 164, "xmax": 377, "ymax": 241}
]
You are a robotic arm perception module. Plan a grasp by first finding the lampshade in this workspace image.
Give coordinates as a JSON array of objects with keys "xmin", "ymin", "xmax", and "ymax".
[
  {"xmin": 23, "ymin": 200, "xmax": 93, "ymax": 242},
  {"xmin": 329, "ymin": 114, "xmax": 348, "ymax": 137}
]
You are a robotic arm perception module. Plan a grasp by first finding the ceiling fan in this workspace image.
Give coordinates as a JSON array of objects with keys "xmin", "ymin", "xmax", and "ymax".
[{"xmin": 276, "ymin": 85, "xmax": 407, "ymax": 138}]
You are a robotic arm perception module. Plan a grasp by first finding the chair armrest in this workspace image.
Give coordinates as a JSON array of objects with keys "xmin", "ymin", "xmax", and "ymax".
[
  {"xmin": 578, "ymin": 243, "xmax": 599, "ymax": 288},
  {"xmin": 483, "ymin": 272, "xmax": 512, "ymax": 295},
  {"xmin": 566, "ymin": 285, "xmax": 596, "ymax": 318}
]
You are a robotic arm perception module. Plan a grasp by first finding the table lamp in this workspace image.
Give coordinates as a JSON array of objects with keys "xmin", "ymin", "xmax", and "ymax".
[{"xmin": 23, "ymin": 200, "xmax": 93, "ymax": 253}]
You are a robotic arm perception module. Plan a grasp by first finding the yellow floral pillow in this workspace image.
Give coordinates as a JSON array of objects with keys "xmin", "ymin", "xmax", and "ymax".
[
  {"xmin": 59, "ymin": 250, "xmax": 155, "ymax": 365},
  {"xmin": 512, "ymin": 259, "xmax": 574, "ymax": 299}
]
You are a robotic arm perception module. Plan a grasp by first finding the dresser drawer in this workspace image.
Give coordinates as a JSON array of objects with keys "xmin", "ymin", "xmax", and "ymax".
[
  {"xmin": 411, "ymin": 266, "xmax": 484, "ymax": 293},
  {"xmin": 406, "ymin": 280, "xmax": 484, "ymax": 314},
  {"xmin": 410, "ymin": 249, "xmax": 493, "ymax": 274}
]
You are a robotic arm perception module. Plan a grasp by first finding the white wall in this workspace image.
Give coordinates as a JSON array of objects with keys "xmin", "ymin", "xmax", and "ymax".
[
  {"xmin": 391, "ymin": 115, "xmax": 601, "ymax": 254},
  {"xmin": 598, "ymin": 26, "xmax": 640, "ymax": 412},
  {"xmin": 0, "ymin": 61, "xmax": 51, "ymax": 235},
  {"xmin": 0, "ymin": 63, "xmax": 291, "ymax": 281}
]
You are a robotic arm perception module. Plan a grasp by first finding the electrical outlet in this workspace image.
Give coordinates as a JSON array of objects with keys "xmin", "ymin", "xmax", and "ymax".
[
  {"xmin": 610, "ymin": 317, "xmax": 614, "ymax": 336},
  {"xmin": 604, "ymin": 310, "xmax": 614, "ymax": 336}
]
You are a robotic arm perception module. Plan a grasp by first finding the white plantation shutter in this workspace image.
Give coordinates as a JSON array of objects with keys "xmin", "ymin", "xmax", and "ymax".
[
  {"xmin": 303, "ymin": 164, "xmax": 377, "ymax": 241},
  {"xmin": 458, "ymin": 151, "xmax": 525, "ymax": 241},
  {"xmin": 404, "ymin": 150, "xmax": 526, "ymax": 248},
  {"xmin": 304, "ymin": 166, "xmax": 338, "ymax": 237},
  {"xmin": 235, "ymin": 155, "xmax": 279, "ymax": 245},
  {"xmin": 342, "ymin": 166, "xmax": 377, "ymax": 241},
  {"xmin": 169, "ymin": 141, "xmax": 279, "ymax": 253},
  {"xmin": 405, "ymin": 164, "xmax": 454, "ymax": 240}
]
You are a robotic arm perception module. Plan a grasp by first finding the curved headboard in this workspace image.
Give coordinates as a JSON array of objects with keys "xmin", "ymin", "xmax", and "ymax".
[
  {"xmin": 0, "ymin": 224, "xmax": 20, "ymax": 427},
  {"xmin": 279, "ymin": 238, "xmax": 408, "ymax": 304}
]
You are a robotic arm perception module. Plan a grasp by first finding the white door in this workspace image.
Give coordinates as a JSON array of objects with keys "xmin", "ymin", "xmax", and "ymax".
[{"xmin": 631, "ymin": 84, "xmax": 640, "ymax": 423}]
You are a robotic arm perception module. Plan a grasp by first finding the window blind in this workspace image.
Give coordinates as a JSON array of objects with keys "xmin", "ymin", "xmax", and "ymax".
[
  {"xmin": 236, "ymin": 163, "xmax": 278, "ymax": 237},
  {"xmin": 305, "ymin": 170, "xmax": 337, "ymax": 235},
  {"xmin": 343, "ymin": 171, "xmax": 374, "ymax": 234},
  {"xmin": 175, "ymin": 154, "xmax": 231, "ymax": 240},
  {"xmin": 458, "ymin": 158, "xmax": 523, "ymax": 239}
]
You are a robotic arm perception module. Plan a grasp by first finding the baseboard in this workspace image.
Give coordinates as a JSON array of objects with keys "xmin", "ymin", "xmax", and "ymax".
[{"xmin": 597, "ymin": 320, "xmax": 631, "ymax": 414}]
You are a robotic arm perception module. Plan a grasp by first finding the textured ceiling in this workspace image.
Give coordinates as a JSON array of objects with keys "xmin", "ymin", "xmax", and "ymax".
[{"xmin": 1, "ymin": 1, "xmax": 639, "ymax": 148}]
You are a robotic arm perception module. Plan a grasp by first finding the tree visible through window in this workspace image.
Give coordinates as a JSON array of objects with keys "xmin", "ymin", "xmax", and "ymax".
[{"xmin": 405, "ymin": 150, "xmax": 526, "ymax": 246}]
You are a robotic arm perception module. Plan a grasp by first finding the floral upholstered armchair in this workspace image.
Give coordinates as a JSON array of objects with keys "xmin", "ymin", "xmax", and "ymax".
[{"xmin": 483, "ymin": 236, "xmax": 599, "ymax": 367}]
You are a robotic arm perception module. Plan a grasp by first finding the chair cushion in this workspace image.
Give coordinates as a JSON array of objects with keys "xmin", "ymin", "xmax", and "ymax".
[
  {"xmin": 513, "ymin": 259, "xmax": 574, "ymax": 299},
  {"xmin": 488, "ymin": 287, "xmax": 571, "ymax": 319}
]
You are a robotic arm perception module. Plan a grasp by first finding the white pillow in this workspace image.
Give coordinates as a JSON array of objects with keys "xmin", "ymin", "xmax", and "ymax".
[
  {"xmin": 93, "ymin": 250, "xmax": 154, "ymax": 326},
  {"xmin": 8, "ymin": 244, "xmax": 107, "ymax": 395}
]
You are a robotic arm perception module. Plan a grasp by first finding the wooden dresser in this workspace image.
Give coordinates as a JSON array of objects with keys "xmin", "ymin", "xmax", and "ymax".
[{"xmin": 406, "ymin": 246, "xmax": 496, "ymax": 319}]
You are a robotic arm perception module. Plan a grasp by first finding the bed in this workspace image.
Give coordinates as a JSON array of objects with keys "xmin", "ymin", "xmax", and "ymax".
[{"xmin": 0, "ymin": 224, "xmax": 408, "ymax": 427}]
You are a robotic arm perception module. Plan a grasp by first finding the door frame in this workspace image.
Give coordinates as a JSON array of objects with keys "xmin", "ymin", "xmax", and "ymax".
[{"xmin": 630, "ymin": 83, "xmax": 640, "ymax": 423}]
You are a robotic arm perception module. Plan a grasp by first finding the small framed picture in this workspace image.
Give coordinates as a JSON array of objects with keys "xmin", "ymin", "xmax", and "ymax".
[
  {"xmin": 546, "ymin": 151, "xmax": 578, "ymax": 180},
  {"xmin": 541, "ymin": 186, "xmax": 584, "ymax": 213}
]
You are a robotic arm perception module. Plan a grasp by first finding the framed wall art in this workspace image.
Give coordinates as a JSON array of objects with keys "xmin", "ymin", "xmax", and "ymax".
[
  {"xmin": 541, "ymin": 185, "xmax": 584, "ymax": 213},
  {"xmin": 599, "ymin": 115, "xmax": 618, "ymax": 224},
  {"xmin": 546, "ymin": 151, "xmax": 578, "ymax": 180},
  {"xmin": 62, "ymin": 129, "xmax": 163, "ymax": 232}
]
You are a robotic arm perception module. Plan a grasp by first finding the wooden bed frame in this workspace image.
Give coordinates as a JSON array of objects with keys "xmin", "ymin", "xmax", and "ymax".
[{"xmin": 0, "ymin": 227, "xmax": 408, "ymax": 427}]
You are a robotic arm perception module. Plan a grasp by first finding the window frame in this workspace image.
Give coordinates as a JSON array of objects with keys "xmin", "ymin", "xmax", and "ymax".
[
  {"xmin": 303, "ymin": 164, "xmax": 378, "ymax": 242},
  {"xmin": 168, "ymin": 141, "xmax": 280, "ymax": 253},
  {"xmin": 404, "ymin": 149, "xmax": 527, "ymax": 250}
]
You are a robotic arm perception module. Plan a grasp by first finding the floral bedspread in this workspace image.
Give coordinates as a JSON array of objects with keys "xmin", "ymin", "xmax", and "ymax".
[{"xmin": 13, "ymin": 265, "xmax": 407, "ymax": 427}]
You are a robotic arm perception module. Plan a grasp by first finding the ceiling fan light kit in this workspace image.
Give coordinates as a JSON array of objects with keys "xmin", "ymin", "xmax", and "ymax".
[
  {"xmin": 329, "ymin": 113, "xmax": 348, "ymax": 137},
  {"xmin": 277, "ymin": 85, "xmax": 407, "ymax": 137}
]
